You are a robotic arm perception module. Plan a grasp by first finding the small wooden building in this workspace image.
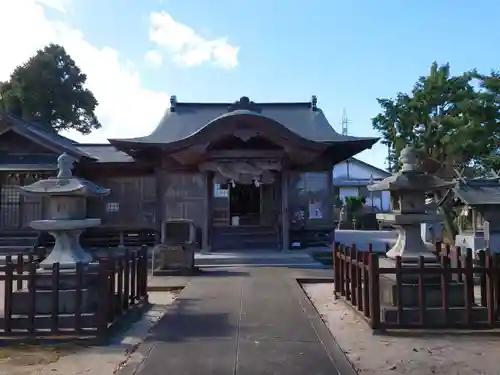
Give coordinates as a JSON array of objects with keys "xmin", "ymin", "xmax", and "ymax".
[
  {"xmin": 451, "ymin": 176, "xmax": 500, "ymax": 252},
  {"xmin": 0, "ymin": 96, "xmax": 378, "ymax": 251}
]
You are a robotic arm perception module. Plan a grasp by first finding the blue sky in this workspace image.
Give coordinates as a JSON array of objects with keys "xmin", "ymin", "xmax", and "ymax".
[{"xmin": 2, "ymin": 0, "xmax": 500, "ymax": 170}]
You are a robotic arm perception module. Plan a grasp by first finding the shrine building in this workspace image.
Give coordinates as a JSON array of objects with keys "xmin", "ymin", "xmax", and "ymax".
[{"xmin": 0, "ymin": 96, "xmax": 378, "ymax": 251}]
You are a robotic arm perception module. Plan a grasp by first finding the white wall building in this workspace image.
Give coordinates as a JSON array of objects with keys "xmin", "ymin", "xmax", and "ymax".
[{"xmin": 333, "ymin": 158, "xmax": 391, "ymax": 211}]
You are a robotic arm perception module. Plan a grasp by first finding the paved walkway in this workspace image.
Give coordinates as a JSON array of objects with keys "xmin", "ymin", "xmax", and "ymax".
[{"xmin": 120, "ymin": 268, "xmax": 355, "ymax": 375}]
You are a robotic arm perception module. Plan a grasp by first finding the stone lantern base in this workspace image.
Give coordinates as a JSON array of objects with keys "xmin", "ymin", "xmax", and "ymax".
[
  {"xmin": 152, "ymin": 243, "xmax": 200, "ymax": 276},
  {"xmin": 375, "ymin": 216, "xmax": 486, "ymax": 324},
  {"xmin": 377, "ymin": 257, "xmax": 489, "ymax": 325},
  {"xmin": 11, "ymin": 263, "xmax": 100, "ymax": 315}
]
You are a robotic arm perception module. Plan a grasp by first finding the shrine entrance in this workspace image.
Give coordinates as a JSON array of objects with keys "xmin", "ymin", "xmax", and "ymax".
[
  {"xmin": 229, "ymin": 183, "xmax": 261, "ymax": 226},
  {"xmin": 209, "ymin": 173, "xmax": 282, "ymax": 251}
]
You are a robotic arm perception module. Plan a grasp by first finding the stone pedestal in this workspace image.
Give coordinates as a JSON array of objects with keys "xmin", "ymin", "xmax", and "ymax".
[
  {"xmin": 11, "ymin": 264, "xmax": 100, "ymax": 315},
  {"xmin": 152, "ymin": 244, "xmax": 199, "ymax": 276},
  {"xmin": 378, "ymin": 257, "xmax": 488, "ymax": 325}
]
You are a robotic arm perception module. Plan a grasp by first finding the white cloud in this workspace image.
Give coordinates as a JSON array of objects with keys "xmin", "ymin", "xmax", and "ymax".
[
  {"xmin": 34, "ymin": 0, "xmax": 71, "ymax": 12},
  {"xmin": 148, "ymin": 11, "xmax": 239, "ymax": 69},
  {"xmin": 144, "ymin": 49, "xmax": 164, "ymax": 68},
  {"xmin": 0, "ymin": 0, "xmax": 170, "ymax": 143}
]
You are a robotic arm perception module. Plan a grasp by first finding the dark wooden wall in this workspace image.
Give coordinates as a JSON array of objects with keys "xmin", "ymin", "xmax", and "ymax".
[
  {"xmin": 0, "ymin": 172, "xmax": 50, "ymax": 230},
  {"xmin": 161, "ymin": 172, "xmax": 206, "ymax": 229},
  {"xmin": 87, "ymin": 174, "xmax": 156, "ymax": 228},
  {"xmin": 0, "ymin": 131, "xmax": 53, "ymax": 154},
  {"xmin": 287, "ymin": 170, "xmax": 333, "ymax": 230}
]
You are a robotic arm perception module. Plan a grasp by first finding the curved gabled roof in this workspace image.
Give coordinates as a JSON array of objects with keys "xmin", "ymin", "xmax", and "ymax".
[{"xmin": 109, "ymin": 97, "xmax": 369, "ymax": 146}]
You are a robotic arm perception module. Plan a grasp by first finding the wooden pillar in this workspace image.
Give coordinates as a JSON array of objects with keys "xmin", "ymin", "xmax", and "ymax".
[
  {"xmin": 281, "ymin": 170, "xmax": 289, "ymax": 251},
  {"xmin": 202, "ymin": 172, "xmax": 212, "ymax": 252},
  {"xmin": 154, "ymin": 168, "xmax": 163, "ymax": 243},
  {"xmin": 326, "ymin": 168, "xmax": 334, "ymax": 225},
  {"xmin": 0, "ymin": 172, "xmax": 3, "ymax": 231},
  {"xmin": 18, "ymin": 173, "xmax": 25, "ymax": 229}
]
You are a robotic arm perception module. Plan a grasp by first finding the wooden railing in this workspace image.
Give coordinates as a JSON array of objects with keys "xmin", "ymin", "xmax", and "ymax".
[
  {"xmin": 333, "ymin": 243, "xmax": 500, "ymax": 330},
  {"xmin": 0, "ymin": 245, "xmax": 148, "ymax": 338}
]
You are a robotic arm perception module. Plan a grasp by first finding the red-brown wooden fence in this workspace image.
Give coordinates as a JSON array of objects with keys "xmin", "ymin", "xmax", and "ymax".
[
  {"xmin": 333, "ymin": 242, "xmax": 500, "ymax": 330},
  {"xmin": 0, "ymin": 245, "xmax": 148, "ymax": 337}
]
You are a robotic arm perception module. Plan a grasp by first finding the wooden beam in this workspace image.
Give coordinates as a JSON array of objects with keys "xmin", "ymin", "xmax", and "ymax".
[{"xmin": 207, "ymin": 149, "xmax": 285, "ymax": 159}]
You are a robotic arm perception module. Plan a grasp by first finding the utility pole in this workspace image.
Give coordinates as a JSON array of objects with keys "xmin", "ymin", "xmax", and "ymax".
[
  {"xmin": 341, "ymin": 109, "xmax": 349, "ymax": 136},
  {"xmin": 341, "ymin": 109, "xmax": 351, "ymax": 178}
]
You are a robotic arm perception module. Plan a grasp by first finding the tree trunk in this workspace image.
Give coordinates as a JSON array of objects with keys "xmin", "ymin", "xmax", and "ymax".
[
  {"xmin": 441, "ymin": 206, "xmax": 457, "ymax": 241},
  {"xmin": 434, "ymin": 191, "xmax": 458, "ymax": 241}
]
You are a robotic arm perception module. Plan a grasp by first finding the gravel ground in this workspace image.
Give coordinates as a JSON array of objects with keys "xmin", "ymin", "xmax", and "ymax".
[
  {"xmin": 304, "ymin": 283, "xmax": 500, "ymax": 375},
  {"xmin": 0, "ymin": 291, "xmax": 179, "ymax": 375}
]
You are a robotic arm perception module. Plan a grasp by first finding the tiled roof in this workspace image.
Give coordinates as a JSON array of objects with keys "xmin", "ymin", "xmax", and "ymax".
[
  {"xmin": 454, "ymin": 179, "xmax": 500, "ymax": 205},
  {"xmin": 76, "ymin": 144, "xmax": 134, "ymax": 163},
  {"xmin": 110, "ymin": 99, "xmax": 376, "ymax": 145}
]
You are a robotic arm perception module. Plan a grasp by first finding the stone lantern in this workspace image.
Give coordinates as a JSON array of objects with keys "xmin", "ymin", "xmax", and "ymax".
[
  {"xmin": 19, "ymin": 153, "xmax": 110, "ymax": 270},
  {"xmin": 368, "ymin": 146, "xmax": 455, "ymax": 261},
  {"xmin": 11, "ymin": 153, "xmax": 110, "ymax": 315},
  {"xmin": 366, "ymin": 147, "xmax": 484, "ymax": 325}
]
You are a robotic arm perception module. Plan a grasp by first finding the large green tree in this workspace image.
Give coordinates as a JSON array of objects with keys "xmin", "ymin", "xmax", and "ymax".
[
  {"xmin": 0, "ymin": 44, "xmax": 101, "ymax": 134},
  {"xmin": 473, "ymin": 70, "xmax": 500, "ymax": 173},
  {"xmin": 372, "ymin": 62, "xmax": 500, "ymax": 238}
]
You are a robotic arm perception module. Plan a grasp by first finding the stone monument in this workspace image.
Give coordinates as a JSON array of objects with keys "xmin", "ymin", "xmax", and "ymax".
[
  {"xmin": 151, "ymin": 219, "xmax": 200, "ymax": 276},
  {"xmin": 367, "ymin": 146, "xmax": 486, "ymax": 324},
  {"xmin": 12, "ymin": 153, "xmax": 110, "ymax": 314}
]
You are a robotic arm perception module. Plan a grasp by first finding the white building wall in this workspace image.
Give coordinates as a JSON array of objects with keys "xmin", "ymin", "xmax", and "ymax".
[
  {"xmin": 334, "ymin": 159, "xmax": 391, "ymax": 212},
  {"xmin": 333, "ymin": 160, "xmax": 388, "ymax": 180},
  {"xmin": 339, "ymin": 187, "xmax": 360, "ymax": 203},
  {"xmin": 381, "ymin": 191, "xmax": 390, "ymax": 211}
]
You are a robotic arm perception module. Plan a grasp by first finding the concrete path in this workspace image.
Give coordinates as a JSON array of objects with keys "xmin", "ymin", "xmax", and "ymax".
[{"xmin": 120, "ymin": 268, "xmax": 355, "ymax": 375}]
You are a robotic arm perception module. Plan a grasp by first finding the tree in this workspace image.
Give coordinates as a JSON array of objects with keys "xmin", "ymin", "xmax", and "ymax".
[
  {"xmin": 0, "ymin": 44, "xmax": 101, "ymax": 134},
  {"xmin": 341, "ymin": 196, "xmax": 366, "ymax": 228},
  {"xmin": 473, "ymin": 70, "xmax": 500, "ymax": 173},
  {"xmin": 372, "ymin": 62, "xmax": 500, "ymax": 239},
  {"xmin": 344, "ymin": 196, "xmax": 366, "ymax": 214}
]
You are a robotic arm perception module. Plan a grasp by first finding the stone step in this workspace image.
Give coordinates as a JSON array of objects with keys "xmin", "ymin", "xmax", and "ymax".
[
  {"xmin": 211, "ymin": 227, "xmax": 279, "ymax": 250},
  {"xmin": 193, "ymin": 252, "xmax": 320, "ymax": 267},
  {"xmin": 215, "ymin": 230, "xmax": 277, "ymax": 237},
  {"xmin": 0, "ymin": 245, "xmax": 33, "ymax": 253},
  {"xmin": 0, "ymin": 237, "xmax": 37, "ymax": 247},
  {"xmin": 212, "ymin": 242, "xmax": 279, "ymax": 251}
]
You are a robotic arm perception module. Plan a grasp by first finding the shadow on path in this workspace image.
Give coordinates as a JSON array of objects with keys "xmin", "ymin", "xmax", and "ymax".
[{"xmin": 146, "ymin": 298, "xmax": 239, "ymax": 342}]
